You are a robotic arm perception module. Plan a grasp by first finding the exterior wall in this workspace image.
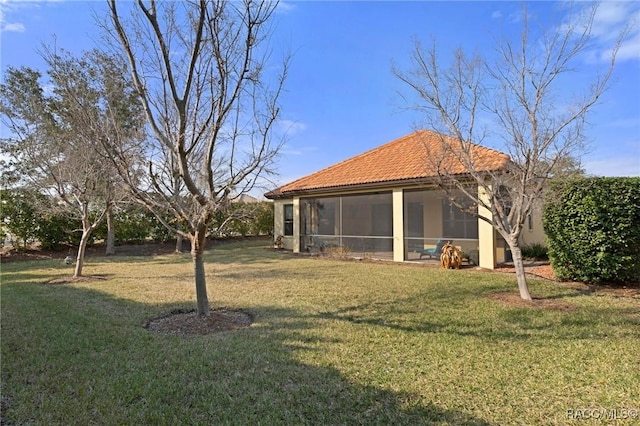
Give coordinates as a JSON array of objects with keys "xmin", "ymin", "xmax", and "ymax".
[
  {"xmin": 273, "ymin": 199, "xmax": 295, "ymax": 251},
  {"xmin": 477, "ymin": 185, "xmax": 497, "ymax": 269},
  {"xmin": 520, "ymin": 204, "xmax": 546, "ymax": 247},
  {"xmin": 293, "ymin": 197, "xmax": 300, "ymax": 252},
  {"xmin": 273, "ymin": 199, "xmax": 284, "ymax": 237},
  {"xmin": 392, "ymin": 189, "xmax": 404, "ymax": 261}
]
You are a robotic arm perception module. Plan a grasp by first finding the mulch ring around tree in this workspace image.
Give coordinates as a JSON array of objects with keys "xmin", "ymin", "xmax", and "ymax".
[{"xmin": 144, "ymin": 308, "xmax": 253, "ymax": 336}]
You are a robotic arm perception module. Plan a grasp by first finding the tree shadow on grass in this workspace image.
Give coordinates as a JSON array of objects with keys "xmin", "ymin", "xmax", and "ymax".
[
  {"xmin": 1, "ymin": 281, "xmax": 494, "ymax": 425},
  {"xmin": 315, "ymin": 293, "xmax": 640, "ymax": 342}
]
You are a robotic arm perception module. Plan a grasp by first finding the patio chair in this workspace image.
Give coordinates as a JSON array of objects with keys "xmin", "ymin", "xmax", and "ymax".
[{"xmin": 417, "ymin": 239, "xmax": 450, "ymax": 259}]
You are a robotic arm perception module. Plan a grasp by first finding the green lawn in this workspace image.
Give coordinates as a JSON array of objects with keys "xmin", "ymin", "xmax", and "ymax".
[{"xmin": 2, "ymin": 240, "xmax": 639, "ymax": 425}]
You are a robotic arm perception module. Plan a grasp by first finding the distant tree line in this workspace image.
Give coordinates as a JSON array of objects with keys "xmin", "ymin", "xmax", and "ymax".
[{"xmin": 1, "ymin": 186, "xmax": 273, "ymax": 251}]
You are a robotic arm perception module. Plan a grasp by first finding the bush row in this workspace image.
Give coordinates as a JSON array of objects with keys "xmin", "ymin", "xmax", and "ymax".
[
  {"xmin": 543, "ymin": 177, "xmax": 640, "ymax": 284},
  {"xmin": 1, "ymin": 188, "xmax": 273, "ymax": 250}
]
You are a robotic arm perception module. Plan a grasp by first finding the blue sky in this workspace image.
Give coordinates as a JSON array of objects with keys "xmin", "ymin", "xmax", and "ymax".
[{"xmin": 1, "ymin": 1, "xmax": 639, "ymax": 194}]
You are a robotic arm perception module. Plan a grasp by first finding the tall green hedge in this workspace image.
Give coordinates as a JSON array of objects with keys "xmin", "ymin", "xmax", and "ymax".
[{"xmin": 543, "ymin": 177, "xmax": 640, "ymax": 284}]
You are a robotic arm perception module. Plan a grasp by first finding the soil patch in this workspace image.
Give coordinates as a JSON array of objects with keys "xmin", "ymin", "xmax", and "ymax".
[
  {"xmin": 1, "ymin": 241, "xmax": 180, "ymax": 263},
  {"xmin": 488, "ymin": 292, "xmax": 576, "ymax": 311},
  {"xmin": 494, "ymin": 262, "xmax": 557, "ymax": 281},
  {"xmin": 1, "ymin": 237, "xmax": 270, "ymax": 264},
  {"xmin": 495, "ymin": 262, "xmax": 639, "ymax": 298},
  {"xmin": 145, "ymin": 308, "xmax": 253, "ymax": 336}
]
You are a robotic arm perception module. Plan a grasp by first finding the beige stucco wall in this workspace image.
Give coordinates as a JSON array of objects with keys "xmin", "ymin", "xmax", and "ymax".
[
  {"xmin": 477, "ymin": 185, "xmax": 497, "ymax": 269},
  {"xmin": 293, "ymin": 197, "xmax": 300, "ymax": 252},
  {"xmin": 272, "ymin": 199, "xmax": 295, "ymax": 251},
  {"xmin": 519, "ymin": 204, "xmax": 546, "ymax": 247},
  {"xmin": 392, "ymin": 189, "xmax": 404, "ymax": 261}
]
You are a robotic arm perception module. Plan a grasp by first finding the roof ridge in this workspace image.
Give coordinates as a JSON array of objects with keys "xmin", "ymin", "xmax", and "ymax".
[
  {"xmin": 274, "ymin": 131, "xmax": 423, "ymax": 190},
  {"xmin": 419, "ymin": 129, "xmax": 507, "ymax": 155},
  {"xmin": 265, "ymin": 129, "xmax": 510, "ymax": 198}
]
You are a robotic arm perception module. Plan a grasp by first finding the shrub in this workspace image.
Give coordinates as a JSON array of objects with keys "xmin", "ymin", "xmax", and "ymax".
[
  {"xmin": 253, "ymin": 202, "xmax": 274, "ymax": 235},
  {"xmin": 148, "ymin": 212, "xmax": 176, "ymax": 242},
  {"xmin": 208, "ymin": 201, "xmax": 274, "ymax": 237},
  {"xmin": 520, "ymin": 243, "xmax": 548, "ymax": 260},
  {"xmin": 544, "ymin": 177, "xmax": 640, "ymax": 284},
  {"xmin": 0, "ymin": 188, "xmax": 41, "ymax": 249},
  {"xmin": 35, "ymin": 213, "xmax": 84, "ymax": 250},
  {"xmin": 112, "ymin": 207, "xmax": 153, "ymax": 244}
]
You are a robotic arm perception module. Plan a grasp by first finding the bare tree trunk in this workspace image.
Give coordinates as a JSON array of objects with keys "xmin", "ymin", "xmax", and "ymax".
[
  {"xmin": 509, "ymin": 243, "xmax": 532, "ymax": 301},
  {"xmin": 175, "ymin": 233, "xmax": 183, "ymax": 253},
  {"xmin": 74, "ymin": 229, "xmax": 92, "ymax": 278},
  {"xmin": 191, "ymin": 229, "xmax": 209, "ymax": 317},
  {"xmin": 106, "ymin": 0, "xmax": 286, "ymax": 314},
  {"xmin": 105, "ymin": 205, "xmax": 115, "ymax": 256}
]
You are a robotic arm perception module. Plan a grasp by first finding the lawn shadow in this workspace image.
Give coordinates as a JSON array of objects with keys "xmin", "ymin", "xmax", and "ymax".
[
  {"xmin": 314, "ymin": 291, "xmax": 640, "ymax": 342},
  {"xmin": 1, "ymin": 282, "xmax": 494, "ymax": 425},
  {"xmin": 0, "ymin": 262, "xmax": 78, "ymax": 283}
]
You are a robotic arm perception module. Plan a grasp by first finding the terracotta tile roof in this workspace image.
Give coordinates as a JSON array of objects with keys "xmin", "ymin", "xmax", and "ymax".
[{"xmin": 265, "ymin": 130, "xmax": 510, "ymax": 198}]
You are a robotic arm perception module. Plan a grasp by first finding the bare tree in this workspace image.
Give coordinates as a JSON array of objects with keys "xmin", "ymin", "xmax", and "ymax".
[
  {"xmin": 104, "ymin": 0, "xmax": 288, "ymax": 316},
  {"xmin": 394, "ymin": 4, "xmax": 624, "ymax": 300},
  {"xmin": 0, "ymin": 48, "xmax": 139, "ymax": 276}
]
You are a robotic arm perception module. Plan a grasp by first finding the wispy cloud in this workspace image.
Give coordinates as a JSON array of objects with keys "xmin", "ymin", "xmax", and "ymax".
[
  {"xmin": 1, "ymin": 21, "xmax": 24, "ymax": 32},
  {"xmin": 576, "ymin": 2, "xmax": 640, "ymax": 63},
  {"xmin": 276, "ymin": 1, "xmax": 295, "ymax": 14},
  {"xmin": 0, "ymin": 0, "xmax": 28, "ymax": 33},
  {"xmin": 0, "ymin": 0, "xmax": 64, "ymax": 33},
  {"xmin": 281, "ymin": 144, "xmax": 317, "ymax": 157},
  {"xmin": 277, "ymin": 119, "xmax": 307, "ymax": 137},
  {"xmin": 489, "ymin": 5, "xmax": 534, "ymax": 25}
]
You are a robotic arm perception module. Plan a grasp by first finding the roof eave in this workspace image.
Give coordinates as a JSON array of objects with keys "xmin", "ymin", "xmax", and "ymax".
[{"xmin": 264, "ymin": 170, "xmax": 506, "ymax": 200}]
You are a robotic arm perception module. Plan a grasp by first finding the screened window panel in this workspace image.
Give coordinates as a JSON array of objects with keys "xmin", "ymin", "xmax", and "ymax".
[{"xmin": 284, "ymin": 204, "xmax": 293, "ymax": 236}]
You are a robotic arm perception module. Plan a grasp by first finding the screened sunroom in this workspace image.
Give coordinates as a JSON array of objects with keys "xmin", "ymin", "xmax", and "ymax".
[
  {"xmin": 299, "ymin": 192, "xmax": 394, "ymax": 260},
  {"xmin": 288, "ymin": 189, "xmax": 483, "ymax": 263},
  {"xmin": 403, "ymin": 189, "xmax": 480, "ymax": 263},
  {"xmin": 265, "ymin": 130, "xmax": 544, "ymax": 269}
]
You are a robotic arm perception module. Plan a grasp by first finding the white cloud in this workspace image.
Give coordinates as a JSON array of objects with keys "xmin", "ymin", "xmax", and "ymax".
[
  {"xmin": 575, "ymin": 2, "xmax": 640, "ymax": 63},
  {"xmin": 491, "ymin": 10, "xmax": 502, "ymax": 19},
  {"xmin": 0, "ymin": 0, "xmax": 28, "ymax": 33},
  {"xmin": 1, "ymin": 21, "xmax": 24, "ymax": 32},
  {"xmin": 0, "ymin": 0, "xmax": 65, "ymax": 33},
  {"xmin": 277, "ymin": 119, "xmax": 307, "ymax": 136},
  {"xmin": 612, "ymin": 30, "xmax": 640, "ymax": 62},
  {"xmin": 590, "ymin": 2, "xmax": 635, "ymax": 38},
  {"xmin": 276, "ymin": 1, "xmax": 295, "ymax": 14}
]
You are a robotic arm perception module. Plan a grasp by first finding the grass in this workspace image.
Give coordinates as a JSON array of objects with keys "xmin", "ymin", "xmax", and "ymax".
[{"xmin": 2, "ymin": 240, "xmax": 639, "ymax": 425}]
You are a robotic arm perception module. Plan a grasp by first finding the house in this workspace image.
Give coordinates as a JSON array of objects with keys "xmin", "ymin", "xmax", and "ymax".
[
  {"xmin": 232, "ymin": 194, "xmax": 261, "ymax": 203},
  {"xmin": 264, "ymin": 130, "xmax": 546, "ymax": 269}
]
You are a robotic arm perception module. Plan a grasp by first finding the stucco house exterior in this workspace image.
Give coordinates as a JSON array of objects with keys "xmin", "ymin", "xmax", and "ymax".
[{"xmin": 265, "ymin": 130, "xmax": 546, "ymax": 269}]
